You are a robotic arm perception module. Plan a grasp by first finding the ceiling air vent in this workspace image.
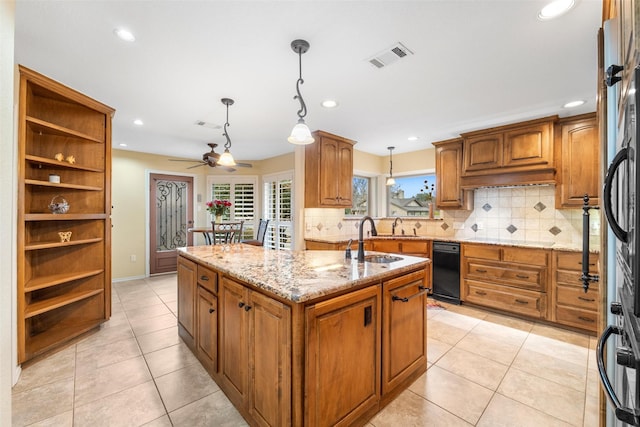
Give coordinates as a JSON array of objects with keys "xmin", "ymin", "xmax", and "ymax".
[
  {"xmin": 367, "ymin": 42, "xmax": 414, "ymax": 69},
  {"xmin": 194, "ymin": 120, "xmax": 221, "ymax": 130}
]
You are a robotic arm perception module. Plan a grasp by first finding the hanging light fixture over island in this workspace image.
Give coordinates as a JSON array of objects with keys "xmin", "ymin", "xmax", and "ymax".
[{"xmin": 287, "ymin": 39, "xmax": 314, "ymax": 145}]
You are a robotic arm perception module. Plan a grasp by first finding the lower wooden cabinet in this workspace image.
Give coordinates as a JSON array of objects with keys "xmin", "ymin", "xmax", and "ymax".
[
  {"xmin": 196, "ymin": 286, "xmax": 218, "ymax": 373},
  {"xmin": 220, "ymin": 276, "xmax": 292, "ymax": 426},
  {"xmin": 552, "ymin": 251, "xmax": 600, "ymax": 332},
  {"xmin": 177, "ymin": 256, "xmax": 196, "ymax": 347},
  {"xmin": 305, "ymin": 285, "xmax": 381, "ymax": 427},
  {"xmin": 382, "ymin": 270, "xmax": 427, "ymax": 396}
]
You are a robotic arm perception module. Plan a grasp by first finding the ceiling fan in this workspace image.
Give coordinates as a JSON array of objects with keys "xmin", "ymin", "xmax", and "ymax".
[{"xmin": 168, "ymin": 142, "xmax": 252, "ymax": 171}]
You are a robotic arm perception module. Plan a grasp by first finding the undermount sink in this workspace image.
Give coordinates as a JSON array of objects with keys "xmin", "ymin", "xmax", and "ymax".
[{"xmin": 364, "ymin": 254, "xmax": 404, "ymax": 263}]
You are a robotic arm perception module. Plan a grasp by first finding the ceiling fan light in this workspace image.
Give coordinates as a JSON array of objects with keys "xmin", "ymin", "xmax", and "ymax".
[
  {"xmin": 218, "ymin": 149, "xmax": 236, "ymax": 166},
  {"xmin": 386, "ymin": 176, "xmax": 396, "ymax": 186},
  {"xmin": 288, "ymin": 120, "xmax": 315, "ymax": 145}
]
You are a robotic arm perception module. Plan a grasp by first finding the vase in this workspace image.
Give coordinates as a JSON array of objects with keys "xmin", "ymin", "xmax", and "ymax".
[
  {"xmin": 428, "ymin": 202, "xmax": 434, "ymax": 219},
  {"xmin": 215, "ymin": 214, "xmax": 222, "ymax": 223}
]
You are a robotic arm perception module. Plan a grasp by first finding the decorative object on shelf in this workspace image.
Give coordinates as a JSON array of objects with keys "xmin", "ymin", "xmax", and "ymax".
[
  {"xmin": 217, "ymin": 98, "xmax": 236, "ymax": 167},
  {"xmin": 288, "ymin": 39, "xmax": 314, "ymax": 145},
  {"xmin": 48, "ymin": 195, "xmax": 69, "ymax": 214},
  {"xmin": 58, "ymin": 231, "xmax": 72, "ymax": 242},
  {"xmin": 419, "ymin": 180, "xmax": 436, "ymax": 219},
  {"xmin": 206, "ymin": 199, "xmax": 232, "ymax": 220},
  {"xmin": 66, "ymin": 155, "xmax": 76, "ymax": 164},
  {"xmin": 48, "ymin": 174, "xmax": 60, "ymax": 183},
  {"xmin": 54, "ymin": 152, "xmax": 64, "ymax": 161},
  {"xmin": 385, "ymin": 146, "xmax": 396, "ymax": 186}
]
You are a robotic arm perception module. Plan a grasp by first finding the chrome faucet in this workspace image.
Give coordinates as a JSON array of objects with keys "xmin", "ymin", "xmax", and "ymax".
[
  {"xmin": 357, "ymin": 216, "xmax": 378, "ymax": 263},
  {"xmin": 392, "ymin": 217, "xmax": 403, "ymax": 235}
]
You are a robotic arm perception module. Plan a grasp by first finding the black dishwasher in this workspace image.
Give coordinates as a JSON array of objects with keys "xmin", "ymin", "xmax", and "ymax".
[{"xmin": 432, "ymin": 241, "xmax": 461, "ymax": 304}]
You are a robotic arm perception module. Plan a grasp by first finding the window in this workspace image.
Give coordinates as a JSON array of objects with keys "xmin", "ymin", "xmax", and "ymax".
[
  {"xmin": 346, "ymin": 175, "xmax": 370, "ymax": 216},
  {"xmin": 387, "ymin": 174, "xmax": 436, "ymax": 217},
  {"xmin": 263, "ymin": 172, "xmax": 293, "ymax": 250},
  {"xmin": 207, "ymin": 176, "xmax": 258, "ymax": 240}
]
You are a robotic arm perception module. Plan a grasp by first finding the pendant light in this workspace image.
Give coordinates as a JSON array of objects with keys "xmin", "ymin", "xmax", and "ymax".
[
  {"xmin": 288, "ymin": 39, "xmax": 315, "ymax": 145},
  {"xmin": 386, "ymin": 146, "xmax": 396, "ymax": 186},
  {"xmin": 217, "ymin": 98, "xmax": 236, "ymax": 166}
]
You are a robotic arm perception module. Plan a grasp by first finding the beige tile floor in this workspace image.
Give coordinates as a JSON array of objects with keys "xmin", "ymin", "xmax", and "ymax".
[{"xmin": 12, "ymin": 274, "xmax": 600, "ymax": 426}]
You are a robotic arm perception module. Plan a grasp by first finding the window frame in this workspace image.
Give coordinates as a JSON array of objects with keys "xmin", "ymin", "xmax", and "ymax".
[{"xmin": 206, "ymin": 175, "xmax": 259, "ymax": 240}]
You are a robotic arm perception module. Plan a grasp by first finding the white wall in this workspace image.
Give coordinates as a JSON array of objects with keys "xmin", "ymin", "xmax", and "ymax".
[{"xmin": 0, "ymin": 1, "xmax": 16, "ymax": 424}]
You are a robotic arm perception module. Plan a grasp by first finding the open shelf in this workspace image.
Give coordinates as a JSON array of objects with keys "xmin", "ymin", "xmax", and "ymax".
[
  {"xmin": 25, "ymin": 237, "xmax": 103, "ymax": 251},
  {"xmin": 25, "ymin": 179, "xmax": 102, "ymax": 191},
  {"xmin": 25, "ymin": 288, "xmax": 104, "ymax": 318},
  {"xmin": 25, "ymin": 213, "xmax": 107, "ymax": 221},
  {"xmin": 25, "ymin": 317, "xmax": 105, "ymax": 360},
  {"xmin": 25, "ymin": 155, "xmax": 104, "ymax": 173},
  {"xmin": 25, "ymin": 269, "xmax": 104, "ymax": 292},
  {"xmin": 26, "ymin": 116, "xmax": 104, "ymax": 143}
]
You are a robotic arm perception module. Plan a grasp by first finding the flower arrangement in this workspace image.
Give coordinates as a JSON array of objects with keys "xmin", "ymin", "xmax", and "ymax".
[
  {"xmin": 420, "ymin": 180, "xmax": 435, "ymax": 202},
  {"xmin": 206, "ymin": 199, "xmax": 232, "ymax": 217}
]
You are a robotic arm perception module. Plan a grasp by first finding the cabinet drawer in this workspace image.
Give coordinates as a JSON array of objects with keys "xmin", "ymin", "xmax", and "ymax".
[
  {"xmin": 463, "ymin": 279, "xmax": 546, "ymax": 318},
  {"xmin": 503, "ymin": 247, "xmax": 549, "ymax": 266},
  {"xmin": 556, "ymin": 285, "xmax": 598, "ymax": 310},
  {"xmin": 556, "ymin": 270, "xmax": 600, "ymax": 291},
  {"xmin": 556, "ymin": 251, "xmax": 599, "ymax": 273},
  {"xmin": 462, "ymin": 244, "xmax": 501, "ymax": 260},
  {"xmin": 197, "ymin": 265, "xmax": 218, "ymax": 294},
  {"xmin": 555, "ymin": 305, "xmax": 597, "ymax": 332},
  {"xmin": 400, "ymin": 241, "xmax": 429, "ymax": 255},
  {"xmin": 372, "ymin": 240, "xmax": 401, "ymax": 253},
  {"xmin": 465, "ymin": 261, "xmax": 544, "ymax": 291}
]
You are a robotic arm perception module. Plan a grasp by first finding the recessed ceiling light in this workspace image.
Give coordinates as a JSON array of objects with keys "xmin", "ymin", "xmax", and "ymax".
[
  {"xmin": 538, "ymin": 0, "xmax": 576, "ymax": 20},
  {"xmin": 114, "ymin": 28, "xmax": 136, "ymax": 42},
  {"xmin": 563, "ymin": 100, "xmax": 585, "ymax": 108},
  {"xmin": 321, "ymin": 100, "xmax": 338, "ymax": 108},
  {"xmin": 408, "ymin": 136, "xmax": 419, "ymax": 141},
  {"xmin": 133, "ymin": 119, "xmax": 144, "ymax": 126},
  {"xmin": 119, "ymin": 143, "xmax": 128, "ymax": 147}
]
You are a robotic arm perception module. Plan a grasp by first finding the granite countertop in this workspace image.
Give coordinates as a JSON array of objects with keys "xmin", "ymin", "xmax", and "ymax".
[
  {"xmin": 178, "ymin": 245, "xmax": 430, "ymax": 303},
  {"xmin": 305, "ymin": 235, "xmax": 599, "ymax": 253}
]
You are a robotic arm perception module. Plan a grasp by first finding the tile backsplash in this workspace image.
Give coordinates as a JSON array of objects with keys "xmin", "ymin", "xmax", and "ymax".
[{"xmin": 304, "ymin": 185, "xmax": 601, "ymax": 247}]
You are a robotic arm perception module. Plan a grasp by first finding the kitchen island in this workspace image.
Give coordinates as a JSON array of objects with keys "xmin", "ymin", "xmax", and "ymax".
[{"xmin": 177, "ymin": 244, "xmax": 430, "ymax": 427}]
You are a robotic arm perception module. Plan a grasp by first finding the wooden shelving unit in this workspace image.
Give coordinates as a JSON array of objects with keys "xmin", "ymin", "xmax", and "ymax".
[{"xmin": 17, "ymin": 65, "xmax": 115, "ymax": 363}]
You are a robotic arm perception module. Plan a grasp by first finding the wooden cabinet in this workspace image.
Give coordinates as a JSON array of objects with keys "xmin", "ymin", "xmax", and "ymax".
[
  {"xmin": 433, "ymin": 138, "xmax": 473, "ymax": 210},
  {"xmin": 305, "ymin": 240, "xmax": 350, "ymax": 251},
  {"xmin": 197, "ymin": 286, "xmax": 218, "ymax": 372},
  {"xmin": 305, "ymin": 130, "xmax": 356, "ymax": 207},
  {"xmin": 305, "ymin": 285, "xmax": 381, "ymax": 427},
  {"xmin": 461, "ymin": 243, "xmax": 550, "ymax": 319},
  {"xmin": 177, "ymin": 256, "xmax": 197, "ymax": 347},
  {"xmin": 552, "ymin": 251, "xmax": 600, "ymax": 332},
  {"xmin": 555, "ymin": 113, "xmax": 600, "ymax": 208},
  {"xmin": 220, "ymin": 276, "xmax": 292, "ymax": 426},
  {"xmin": 17, "ymin": 66, "xmax": 115, "ymax": 363},
  {"xmin": 381, "ymin": 270, "xmax": 427, "ymax": 397},
  {"xmin": 460, "ymin": 117, "xmax": 557, "ymax": 188}
]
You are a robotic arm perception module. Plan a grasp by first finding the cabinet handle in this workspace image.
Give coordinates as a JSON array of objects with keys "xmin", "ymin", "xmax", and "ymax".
[
  {"xmin": 238, "ymin": 302, "xmax": 245, "ymax": 308},
  {"xmin": 209, "ymin": 308, "xmax": 215, "ymax": 314},
  {"xmin": 244, "ymin": 305, "xmax": 252, "ymax": 312},
  {"xmin": 475, "ymin": 269, "xmax": 487, "ymax": 273},
  {"xmin": 578, "ymin": 296, "xmax": 595, "ymax": 302},
  {"xmin": 514, "ymin": 299, "xmax": 529, "ymax": 305},
  {"xmin": 419, "ymin": 285, "xmax": 432, "ymax": 292},
  {"xmin": 516, "ymin": 274, "xmax": 530, "ymax": 279},
  {"xmin": 578, "ymin": 262, "xmax": 596, "ymax": 267},
  {"xmin": 200, "ymin": 275, "xmax": 209, "ymax": 281},
  {"xmin": 578, "ymin": 316, "xmax": 595, "ymax": 323},
  {"xmin": 475, "ymin": 290, "xmax": 487, "ymax": 296},
  {"xmin": 392, "ymin": 288, "xmax": 429, "ymax": 303},
  {"xmin": 364, "ymin": 306, "xmax": 372, "ymax": 327}
]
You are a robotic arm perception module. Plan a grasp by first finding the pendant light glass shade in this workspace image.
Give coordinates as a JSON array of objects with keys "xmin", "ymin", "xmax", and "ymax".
[
  {"xmin": 217, "ymin": 149, "xmax": 236, "ymax": 166},
  {"xmin": 385, "ymin": 176, "xmax": 396, "ymax": 186},
  {"xmin": 386, "ymin": 146, "xmax": 396, "ymax": 186},
  {"xmin": 288, "ymin": 119, "xmax": 314, "ymax": 145}
]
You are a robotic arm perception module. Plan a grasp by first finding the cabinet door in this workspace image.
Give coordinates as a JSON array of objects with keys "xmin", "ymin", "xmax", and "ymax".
[
  {"xmin": 337, "ymin": 141, "xmax": 353, "ymax": 206},
  {"xmin": 306, "ymin": 286, "xmax": 380, "ymax": 427},
  {"xmin": 248, "ymin": 291, "xmax": 292, "ymax": 427},
  {"xmin": 503, "ymin": 122, "xmax": 552, "ymax": 168},
  {"xmin": 197, "ymin": 286, "xmax": 218, "ymax": 373},
  {"xmin": 436, "ymin": 140, "xmax": 465, "ymax": 208},
  {"xmin": 177, "ymin": 256, "xmax": 196, "ymax": 340},
  {"xmin": 556, "ymin": 115, "xmax": 599, "ymax": 207},
  {"xmin": 463, "ymin": 134, "xmax": 503, "ymax": 172},
  {"xmin": 220, "ymin": 277, "xmax": 249, "ymax": 406},
  {"xmin": 319, "ymin": 136, "xmax": 341, "ymax": 206},
  {"xmin": 382, "ymin": 270, "xmax": 427, "ymax": 395}
]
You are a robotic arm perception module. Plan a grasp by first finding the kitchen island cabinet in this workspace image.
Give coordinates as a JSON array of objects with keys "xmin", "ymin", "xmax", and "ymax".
[{"xmin": 177, "ymin": 245, "xmax": 430, "ymax": 426}]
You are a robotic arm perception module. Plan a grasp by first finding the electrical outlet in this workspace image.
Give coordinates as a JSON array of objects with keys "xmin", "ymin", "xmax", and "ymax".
[{"xmin": 130, "ymin": 254, "xmax": 136, "ymax": 262}]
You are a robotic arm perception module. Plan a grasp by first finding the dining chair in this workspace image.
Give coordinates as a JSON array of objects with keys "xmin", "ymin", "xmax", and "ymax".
[
  {"xmin": 211, "ymin": 220, "xmax": 244, "ymax": 244},
  {"xmin": 242, "ymin": 218, "xmax": 269, "ymax": 246}
]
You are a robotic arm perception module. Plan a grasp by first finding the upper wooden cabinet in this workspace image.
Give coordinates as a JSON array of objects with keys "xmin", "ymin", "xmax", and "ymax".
[
  {"xmin": 17, "ymin": 66, "xmax": 114, "ymax": 363},
  {"xmin": 554, "ymin": 113, "xmax": 600, "ymax": 208},
  {"xmin": 433, "ymin": 138, "xmax": 473, "ymax": 210},
  {"xmin": 460, "ymin": 116, "xmax": 557, "ymax": 188},
  {"xmin": 305, "ymin": 130, "xmax": 355, "ymax": 208}
]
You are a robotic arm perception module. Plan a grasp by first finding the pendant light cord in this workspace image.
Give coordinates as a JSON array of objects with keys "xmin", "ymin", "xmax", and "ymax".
[
  {"xmin": 223, "ymin": 103, "xmax": 232, "ymax": 150},
  {"xmin": 294, "ymin": 49, "xmax": 308, "ymax": 120}
]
